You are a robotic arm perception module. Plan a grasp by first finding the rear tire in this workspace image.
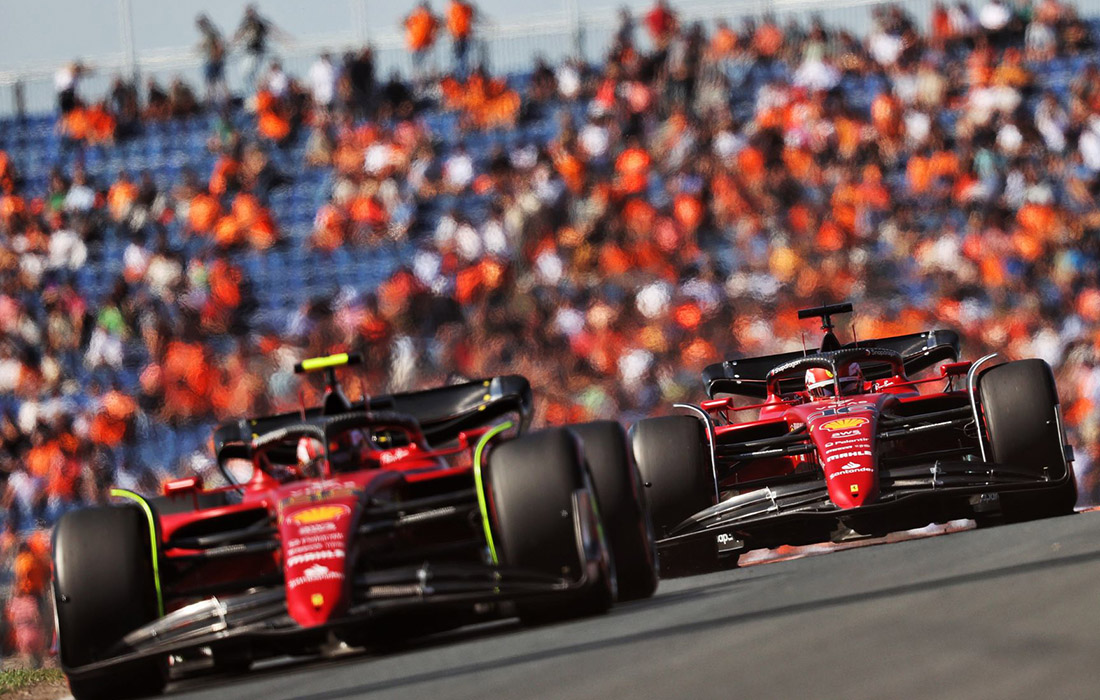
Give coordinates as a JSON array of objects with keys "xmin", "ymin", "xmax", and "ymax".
[
  {"xmin": 53, "ymin": 505, "xmax": 167, "ymax": 700},
  {"xmin": 979, "ymin": 359, "xmax": 1077, "ymax": 522},
  {"xmin": 632, "ymin": 416, "xmax": 714, "ymax": 538},
  {"xmin": 569, "ymin": 421, "xmax": 658, "ymax": 602},
  {"xmin": 486, "ymin": 428, "xmax": 613, "ymax": 624}
]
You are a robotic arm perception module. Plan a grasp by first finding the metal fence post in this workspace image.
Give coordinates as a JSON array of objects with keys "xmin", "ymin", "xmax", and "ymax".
[
  {"xmin": 14, "ymin": 81, "xmax": 25, "ymax": 120},
  {"xmin": 567, "ymin": 0, "xmax": 582, "ymax": 59},
  {"xmin": 118, "ymin": 0, "xmax": 138, "ymax": 84}
]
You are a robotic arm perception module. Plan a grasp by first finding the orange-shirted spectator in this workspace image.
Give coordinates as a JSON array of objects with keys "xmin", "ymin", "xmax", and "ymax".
[
  {"xmin": 967, "ymin": 40, "xmax": 994, "ymax": 87},
  {"xmin": 446, "ymin": 0, "xmax": 476, "ymax": 76},
  {"xmin": 615, "ymin": 138, "xmax": 651, "ymax": 195},
  {"xmin": 107, "ymin": 171, "xmax": 139, "ymax": 221},
  {"xmin": 817, "ymin": 217, "xmax": 847, "ymax": 251},
  {"xmin": 25, "ymin": 433, "xmax": 62, "ymax": 479},
  {"xmin": 312, "ymin": 203, "xmax": 349, "ymax": 251},
  {"xmin": 349, "ymin": 190, "xmax": 389, "ymax": 237},
  {"xmin": 931, "ymin": 2, "xmax": 953, "ymax": 44},
  {"xmin": 86, "ymin": 101, "xmax": 116, "ymax": 144},
  {"xmin": 870, "ymin": 90, "xmax": 902, "ymax": 140},
  {"xmin": 0, "ymin": 150, "xmax": 13, "ymax": 190},
  {"xmin": 208, "ymin": 258, "xmax": 243, "ymax": 312},
  {"xmin": 88, "ymin": 389, "xmax": 137, "ymax": 447},
  {"xmin": 831, "ymin": 175, "xmax": 860, "ymax": 233},
  {"xmin": 216, "ymin": 193, "xmax": 278, "ymax": 249},
  {"xmin": 62, "ymin": 106, "xmax": 92, "ymax": 143},
  {"xmin": 163, "ymin": 339, "xmax": 213, "ymax": 421},
  {"xmin": 992, "ymin": 48, "xmax": 1032, "ymax": 89},
  {"xmin": 256, "ymin": 91, "xmax": 291, "ymax": 143},
  {"xmin": 9, "ymin": 542, "xmax": 48, "ymax": 665},
  {"xmin": 209, "ymin": 152, "xmax": 240, "ymax": 196},
  {"xmin": 441, "ymin": 71, "xmax": 521, "ymax": 129},
  {"xmin": 189, "ymin": 188, "xmax": 222, "ymax": 235},
  {"xmin": 673, "ymin": 192, "xmax": 704, "ymax": 234},
  {"xmin": 709, "ymin": 20, "xmax": 738, "ymax": 58},
  {"xmin": 405, "ymin": 2, "xmax": 440, "ymax": 81},
  {"xmin": 753, "ymin": 18, "xmax": 784, "ymax": 59},
  {"xmin": 856, "ymin": 164, "xmax": 891, "ymax": 216},
  {"xmin": 551, "ymin": 145, "xmax": 586, "ymax": 193},
  {"xmin": 0, "ymin": 187, "xmax": 26, "ymax": 231},
  {"xmin": 737, "ymin": 145, "xmax": 766, "ymax": 183},
  {"xmin": 907, "ymin": 152, "xmax": 933, "ymax": 194}
]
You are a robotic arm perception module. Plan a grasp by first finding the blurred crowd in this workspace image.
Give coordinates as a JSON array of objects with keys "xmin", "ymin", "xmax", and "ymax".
[{"xmin": 5, "ymin": 0, "xmax": 1100, "ymax": 663}]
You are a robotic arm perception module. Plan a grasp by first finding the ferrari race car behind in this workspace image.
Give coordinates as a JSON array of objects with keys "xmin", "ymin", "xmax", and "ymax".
[
  {"xmin": 634, "ymin": 303, "xmax": 1077, "ymax": 575},
  {"xmin": 52, "ymin": 354, "xmax": 656, "ymax": 699}
]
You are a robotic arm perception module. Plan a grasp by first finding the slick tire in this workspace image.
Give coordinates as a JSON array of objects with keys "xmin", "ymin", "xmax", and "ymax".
[
  {"xmin": 53, "ymin": 505, "xmax": 168, "ymax": 700},
  {"xmin": 979, "ymin": 359, "xmax": 1077, "ymax": 522},
  {"xmin": 632, "ymin": 415, "xmax": 713, "ymax": 538},
  {"xmin": 570, "ymin": 421, "xmax": 658, "ymax": 602},
  {"xmin": 486, "ymin": 428, "xmax": 614, "ymax": 624}
]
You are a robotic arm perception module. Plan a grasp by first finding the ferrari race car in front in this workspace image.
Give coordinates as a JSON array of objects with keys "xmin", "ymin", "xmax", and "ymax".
[
  {"xmin": 634, "ymin": 303, "xmax": 1078, "ymax": 574},
  {"xmin": 52, "ymin": 354, "xmax": 656, "ymax": 699}
]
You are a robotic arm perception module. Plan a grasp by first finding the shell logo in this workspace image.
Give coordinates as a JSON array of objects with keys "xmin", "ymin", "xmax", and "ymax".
[
  {"xmin": 820, "ymin": 417, "xmax": 869, "ymax": 431},
  {"xmin": 289, "ymin": 504, "xmax": 350, "ymax": 525}
]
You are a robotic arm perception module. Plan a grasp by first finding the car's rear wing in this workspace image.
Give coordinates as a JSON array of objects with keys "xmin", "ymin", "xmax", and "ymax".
[
  {"xmin": 212, "ymin": 374, "xmax": 532, "ymax": 464},
  {"xmin": 703, "ymin": 329, "xmax": 961, "ymax": 399}
]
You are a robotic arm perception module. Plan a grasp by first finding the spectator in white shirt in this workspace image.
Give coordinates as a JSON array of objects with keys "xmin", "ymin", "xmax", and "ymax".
[
  {"xmin": 979, "ymin": 0, "xmax": 1013, "ymax": 46},
  {"xmin": 979, "ymin": 0, "xmax": 1011, "ymax": 30},
  {"xmin": 54, "ymin": 61, "xmax": 86, "ymax": 114},
  {"xmin": 63, "ymin": 171, "xmax": 95, "ymax": 213},
  {"xmin": 309, "ymin": 53, "xmax": 338, "ymax": 110},
  {"xmin": 442, "ymin": 144, "xmax": 474, "ymax": 192},
  {"xmin": 262, "ymin": 60, "xmax": 289, "ymax": 99}
]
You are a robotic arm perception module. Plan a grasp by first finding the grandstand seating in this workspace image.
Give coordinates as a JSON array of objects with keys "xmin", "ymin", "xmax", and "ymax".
[{"xmin": 1, "ymin": 31, "xmax": 1100, "ymax": 481}]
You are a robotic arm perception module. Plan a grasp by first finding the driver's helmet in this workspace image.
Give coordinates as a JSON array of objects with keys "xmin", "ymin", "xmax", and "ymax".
[
  {"xmin": 328, "ymin": 429, "xmax": 372, "ymax": 473},
  {"xmin": 805, "ymin": 363, "xmax": 863, "ymax": 399},
  {"xmin": 296, "ymin": 436, "xmax": 325, "ymax": 468}
]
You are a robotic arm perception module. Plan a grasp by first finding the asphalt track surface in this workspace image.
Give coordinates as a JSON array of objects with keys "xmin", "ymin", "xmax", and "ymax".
[{"xmin": 155, "ymin": 511, "xmax": 1100, "ymax": 700}]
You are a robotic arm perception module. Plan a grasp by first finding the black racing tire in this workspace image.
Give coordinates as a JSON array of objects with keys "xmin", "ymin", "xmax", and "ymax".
[
  {"xmin": 53, "ymin": 505, "xmax": 168, "ymax": 700},
  {"xmin": 632, "ymin": 415, "xmax": 714, "ymax": 538},
  {"xmin": 979, "ymin": 358, "xmax": 1077, "ymax": 522},
  {"xmin": 486, "ymin": 428, "xmax": 613, "ymax": 624},
  {"xmin": 569, "ymin": 421, "xmax": 658, "ymax": 602}
]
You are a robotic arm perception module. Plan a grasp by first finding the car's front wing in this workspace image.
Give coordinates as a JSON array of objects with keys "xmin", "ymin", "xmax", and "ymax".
[{"xmin": 659, "ymin": 459, "xmax": 1074, "ymax": 561}]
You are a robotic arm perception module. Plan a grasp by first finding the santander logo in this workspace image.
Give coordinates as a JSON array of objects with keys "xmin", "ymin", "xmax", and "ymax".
[{"xmin": 379, "ymin": 447, "xmax": 413, "ymax": 465}]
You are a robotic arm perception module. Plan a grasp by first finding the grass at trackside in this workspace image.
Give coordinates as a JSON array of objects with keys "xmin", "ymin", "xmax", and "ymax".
[{"xmin": 0, "ymin": 667, "xmax": 64, "ymax": 694}]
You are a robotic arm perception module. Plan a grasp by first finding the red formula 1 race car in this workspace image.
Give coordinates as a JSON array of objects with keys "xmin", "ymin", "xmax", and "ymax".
[
  {"xmin": 633, "ymin": 303, "xmax": 1078, "ymax": 574},
  {"xmin": 52, "ymin": 354, "xmax": 656, "ymax": 699}
]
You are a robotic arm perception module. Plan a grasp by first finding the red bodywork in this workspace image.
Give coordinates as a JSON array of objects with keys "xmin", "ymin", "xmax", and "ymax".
[
  {"xmin": 154, "ymin": 426, "xmax": 488, "ymax": 628},
  {"xmin": 703, "ymin": 358, "xmax": 970, "ymax": 511}
]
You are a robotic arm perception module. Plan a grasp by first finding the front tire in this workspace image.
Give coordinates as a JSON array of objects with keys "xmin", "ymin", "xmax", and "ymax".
[
  {"xmin": 979, "ymin": 358, "xmax": 1077, "ymax": 522},
  {"xmin": 486, "ymin": 428, "xmax": 613, "ymax": 624},
  {"xmin": 632, "ymin": 415, "xmax": 713, "ymax": 538},
  {"xmin": 570, "ymin": 421, "xmax": 658, "ymax": 602},
  {"xmin": 53, "ymin": 505, "xmax": 168, "ymax": 700}
]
